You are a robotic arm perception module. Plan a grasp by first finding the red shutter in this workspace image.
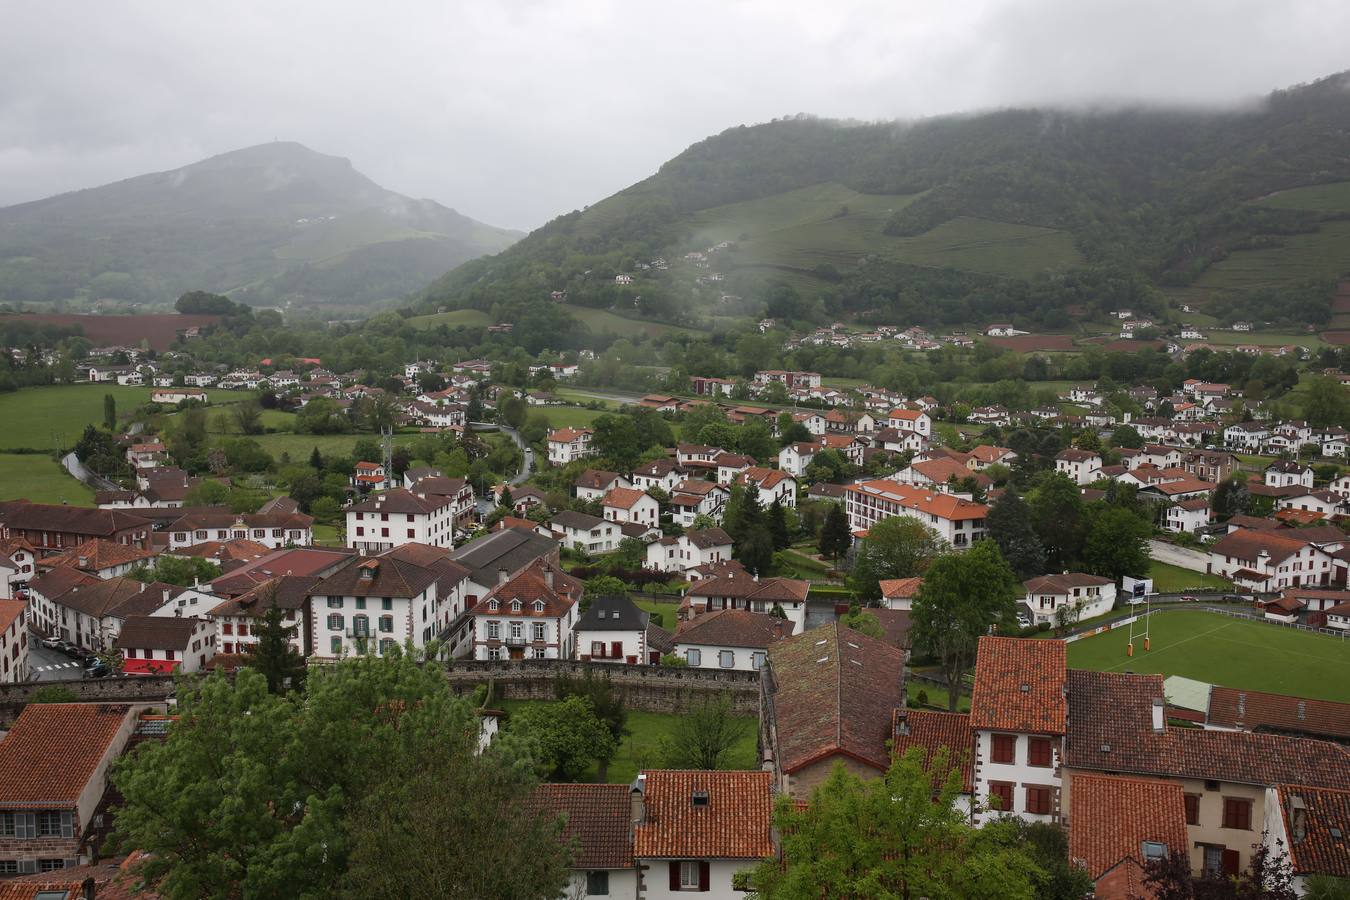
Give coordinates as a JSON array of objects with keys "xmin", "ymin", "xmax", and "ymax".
[
  {"xmin": 699, "ymin": 860, "xmax": 710, "ymax": 892},
  {"xmin": 612, "ymin": 641, "xmax": 623, "ymax": 658},
  {"xmin": 1222, "ymin": 848, "xmax": 1241, "ymax": 876},
  {"xmin": 669, "ymin": 861, "xmax": 680, "ymax": 891}
]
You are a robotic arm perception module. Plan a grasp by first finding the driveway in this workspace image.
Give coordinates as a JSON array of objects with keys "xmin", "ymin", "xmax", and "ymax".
[
  {"xmin": 470, "ymin": 422, "xmax": 535, "ymax": 514},
  {"xmin": 27, "ymin": 636, "xmax": 86, "ymax": 682},
  {"xmin": 1148, "ymin": 539, "xmax": 1210, "ymax": 573}
]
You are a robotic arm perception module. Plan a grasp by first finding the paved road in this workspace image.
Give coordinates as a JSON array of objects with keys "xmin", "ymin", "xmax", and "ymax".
[
  {"xmin": 470, "ymin": 421, "xmax": 535, "ymax": 514},
  {"xmin": 61, "ymin": 451, "xmax": 120, "ymax": 492},
  {"xmin": 26, "ymin": 636, "xmax": 87, "ymax": 682},
  {"xmin": 1148, "ymin": 539, "xmax": 1211, "ymax": 573}
]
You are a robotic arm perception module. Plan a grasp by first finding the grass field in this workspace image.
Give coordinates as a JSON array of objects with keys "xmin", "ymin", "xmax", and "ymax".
[
  {"xmin": 406, "ymin": 308, "xmax": 493, "ymax": 329},
  {"xmin": 497, "ymin": 699, "xmax": 758, "ymax": 785},
  {"xmin": 0, "ymin": 384, "xmax": 238, "ymax": 450},
  {"xmin": 537, "ymin": 407, "xmax": 607, "ymax": 429},
  {"xmin": 1256, "ymin": 181, "xmax": 1350, "ymax": 213},
  {"xmin": 1147, "ymin": 560, "xmax": 1232, "ymax": 592},
  {"xmin": 634, "ymin": 598, "xmax": 682, "ymax": 630},
  {"xmin": 1066, "ymin": 610, "xmax": 1350, "ymax": 702},
  {"xmin": 1202, "ymin": 330, "xmax": 1324, "ymax": 350},
  {"xmin": 559, "ymin": 305, "xmax": 706, "ymax": 340},
  {"xmin": 1184, "ymin": 220, "xmax": 1350, "ymax": 300},
  {"xmin": 0, "ymin": 453, "xmax": 93, "ymax": 504},
  {"xmin": 249, "ymin": 431, "xmax": 423, "ymax": 462},
  {"xmin": 553, "ymin": 388, "xmax": 624, "ymax": 410}
]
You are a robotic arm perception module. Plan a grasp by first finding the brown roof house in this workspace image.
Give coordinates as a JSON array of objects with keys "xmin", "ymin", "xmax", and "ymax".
[
  {"xmin": 672, "ymin": 609, "xmax": 789, "ymax": 672},
  {"xmin": 530, "ymin": 784, "xmax": 635, "ymax": 898},
  {"xmin": 760, "ymin": 622, "xmax": 906, "ymax": 797}
]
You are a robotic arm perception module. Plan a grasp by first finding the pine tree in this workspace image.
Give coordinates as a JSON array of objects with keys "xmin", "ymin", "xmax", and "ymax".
[
  {"xmin": 103, "ymin": 393, "xmax": 116, "ymax": 430},
  {"xmin": 309, "ymin": 446, "xmax": 323, "ymax": 470},
  {"xmin": 252, "ymin": 596, "xmax": 307, "ymax": 694},
  {"xmin": 818, "ymin": 503, "xmax": 852, "ymax": 563},
  {"xmin": 984, "ymin": 490, "xmax": 1046, "ymax": 579},
  {"xmin": 498, "ymin": 486, "xmax": 514, "ymax": 510},
  {"xmin": 767, "ymin": 499, "xmax": 790, "ymax": 550}
]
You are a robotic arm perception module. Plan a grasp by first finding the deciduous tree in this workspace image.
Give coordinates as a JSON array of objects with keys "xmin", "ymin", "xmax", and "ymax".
[{"xmin": 848, "ymin": 516, "xmax": 947, "ymax": 603}]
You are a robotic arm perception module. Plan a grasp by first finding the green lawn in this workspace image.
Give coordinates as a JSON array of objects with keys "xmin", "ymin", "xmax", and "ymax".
[
  {"xmin": 553, "ymin": 388, "xmax": 624, "ymax": 410},
  {"xmin": 559, "ymin": 305, "xmax": 706, "ymax": 340},
  {"xmin": 1256, "ymin": 180, "xmax": 1350, "ymax": 213},
  {"xmin": 0, "ymin": 384, "xmax": 237, "ymax": 450},
  {"xmin": 0, "ymin": 453, "xmax": 94, "ymax": 504},
  {"xmin": 539, "ymin": 407, "xmax": 607, "ymax": 429},
  {"xmin": 634, "ymin": 599, "xmax": 682, "ymax": 631},
  {"xmin": 249, "ymin": 431, "xmax": 423, "ymax": 462},
  {"xmin": 406, "ymin": 308, "xmax": 493, "ymax": 329},
  {"xmin": 312, "ymin": 523, "xmax": 342, "ymax": 547},
  {"xmin": 1067, "ymin": 610, "xmax": 1350, "ymax": 702},
  {"xmin": 906, "ymin": 680, "xmax": 971, "ymax": 714},
  {"xmin": 1147, "ymin": 560, "xmax": 1232, "ymax": 593},
  {"xmin": 773, "ymin": 549, "xmax": 835, "ymax": 581},
  {"xmin": 497, "ymin": 699, "xmax": 758, "ymax": 786}
]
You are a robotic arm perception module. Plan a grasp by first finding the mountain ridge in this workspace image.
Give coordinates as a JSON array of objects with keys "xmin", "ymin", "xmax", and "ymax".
[{"xmin": 0, "ymin": 141, "xmax": 521, "ymax": 310}]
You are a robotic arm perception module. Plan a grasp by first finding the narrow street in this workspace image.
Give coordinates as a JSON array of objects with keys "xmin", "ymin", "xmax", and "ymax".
[{"xmin": 26, "ymin": 635, "xmax": 87, "ymax": 682}]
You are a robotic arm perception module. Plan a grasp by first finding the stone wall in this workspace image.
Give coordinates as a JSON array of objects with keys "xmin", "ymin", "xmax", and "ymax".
[
  {"xmin": 444, "ymin": 660, "xmax": 761, "ymax": 715},
  {"xmin": 0, "ymin": 676, "xmax": 176, "ymax": 725}
]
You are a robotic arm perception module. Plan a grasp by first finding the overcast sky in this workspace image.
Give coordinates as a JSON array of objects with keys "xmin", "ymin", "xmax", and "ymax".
[{"xmin": 2, "ymin": 0, "xmax": 1347, "ymax": 231}]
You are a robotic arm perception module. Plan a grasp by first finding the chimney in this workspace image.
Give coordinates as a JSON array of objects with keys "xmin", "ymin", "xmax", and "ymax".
[
  {"xmin": 78, "ymin": 556, "xmax": 88, "ymax": 568},
  {"xmin": 895, "ymin": 711, "xmax": 910, "ymax": 736},
  {"xmin": 544, "ymin": 568, "xmax": 554, "ymax": 589},
  {"xmin": 630, "ymin": 774, "xmax": 646, "ymax": 829},
  {"xmin": 81, "ymin": 877, "xmax": 96, "ymax": 900},
  {"xmin": 1151, "ymin": 697, "xmax": 1165, "ymax": 733},
  {"xmin": 497, "ymin": 568, "xmax": 508, "ymax": 585},
  {"xmin": 162, "ymin": 589, "xmax": 170, "ymax": 604},
  {"xmin": 1290, "ymin": 794, "xmax": 1308, "ymax": 843}
]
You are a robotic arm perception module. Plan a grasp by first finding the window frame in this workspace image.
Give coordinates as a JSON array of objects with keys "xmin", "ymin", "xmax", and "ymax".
[
  {"xmin": 679, "ymin": 860, "xmax": 701, "ymax": 889},
  {"xmin": 990, "ymin": 733, "xmax": 1016, "ymax": 764},
  {"xmin": 1027, "ymin": 736, "xmax": 1053, "ymax": 768},
  {"xmin": 1222, "ymin": 796, "xmax": 1253, "ymax": 831},
  {"xmin": 1024, "ymin": 785, "xmax": 1053, "ymax": 816},
  {"xmin": 686, "ymin": 648, "xmax": 702, "ymax": 667}
]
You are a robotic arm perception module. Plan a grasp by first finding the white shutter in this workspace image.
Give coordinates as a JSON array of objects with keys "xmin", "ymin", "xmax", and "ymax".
[
  {"xmin": 60, "ymin": 810, "xmax": 74, "ymax": 838},
  {"xmin": 17, "ymin": 859, "xmax": 37, "ymax": 874}
]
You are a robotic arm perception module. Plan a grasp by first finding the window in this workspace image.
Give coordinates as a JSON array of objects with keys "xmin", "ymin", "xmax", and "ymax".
[
  {"xmin": 36, "ymin": 811, "xmax": 71, "ymax": 838},
  {"xmin": 1222, "ymin": 797, "xmax": 1252, "ymax": 830},
  {"xmin": 752, "ymin": 651, "xmax": 766, "ymax": 670},
  {"xmin": 327, "ymin": 597, "xmax": 343, "ymax": 609},
  {"xmin": 586, "ymin": 870, "xmax": 610, "ymax": 895},
  {"xmin": 1203, "ymin": 845, "xmax": 1224, "ymax": 876},
  {"xmin": 1141, "ymin": 841, "xmax": 1168, "ymax": 862},
  {"xmin": 0, "ymin": 812, "xmax": 13, "ymax": 836},
  {"xmin": 38, "ymin": 859, "xmax": 66, "ymax": 872},
  {"xmin": 0, "ymin": 861, "xmax": 14, "ymax": 875},
  {"xmin": 1025, "ymin": 786, "xmax": 1052, "ymax": 816},
  {"xmin": 125, "ymin": 648, "xmax": 137, "ymax": 659},
  {"xmin": 531, "ymin": 647, "xmax": 547, "ymax": 659},
  {"xmin": 1184, "ymin": 794, "xmax": 1200, "ymax": 826},
  {"xmin": 379, "ymin": 639, "xmax": 396, "ymax": 654},
  {"xmin": 382, "ymin": 598, "xmax": 393, "ymax": 611},
  {"xmin": 379, "ymin": 616, "xmax": 393, "ymax": 633},
  {"xmin": 1027, "ymin": 737, "xmax": 1053, "ymax": 767},
  {"xmin": 328, "ymin": 613, "xmax": 343, "ymax": 631},
  {"xmin": 355, "ymin": 597, "xmax": 366, "ymax": 610},
  {"xmin": 532, "ymin": 622, "xmax": 546, "ymax": 641},
  {"xmin": 719, "ymin": 650, "xmax": 735, "ymax": 668},
  {"xmin": 988, "ymin": 782, "xmax": 1014, "ymax": 813},
  {"xmin": 223, "ymin": 623, "xmax": 233, "ymax": 635},
  {"xmin": 679, "ymin": 860, "xmax": 701, "ymax": 889},
  {"xmin": 990, "ymin": 734, "xmax": 1016, "ymax": 764},
  {"xmin": 488, "ymin": 622, "xmax": 501, "ymax": 640},
  {"xmin": 591, "ymin": 642, "xmax": 605, "ymax": 658},
  {"xmin": 686, "ymin": 648, "xmax": 702, "ymax": 666},
  {"xmin": 487, "ymin": 647, "xmax": 501, "ymax": 660},
  {"xmin": 352, "ymin": 615, "xmax": 370, "ymax": 637},
  {"xmin": 510, "ymin": 622, "xmax": 523, "ymax": 640},
  {"xmin": 330, "ymin": 636, "xmax": 342, "ymax": 654},
  {"xmin": 407, "ymin": 529, "xmax": 415, "ymax": 538}
]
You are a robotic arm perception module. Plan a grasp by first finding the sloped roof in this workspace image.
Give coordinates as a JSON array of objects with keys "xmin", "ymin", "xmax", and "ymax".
[
  {"xmin": 969, "ymin": 637, "xmax": 1066, "ymax": 735},
  {"xmin": 879, "ymin": 576, "xmax": 923, "ymax": 600},
  {"xmin": 115, "ymin": 615, "xmax": 202, "ymax": 650},
  {"xmin": 1023, "ymin": 573, "xmax": 1113, "ymax": 594},
  {"xmin": 51, "ymin": 576, "xmax": 182, "ymax": 619},
  {"xmin": 845, "ymin": 479, "xmax": 988, "ymax": 521},
  {"xmin": 347, "ymin": 488, "xmax": 452, "ymax": 515},
  {"xmin": 766, "ymin": 622, "xmax": 905, "ymax": 773},
  {"xmin": 1069, "ymin": 773, "xmax": 1188, "ymax": 880},
  {"xmin": 603, "ymin": 487, "xmax": 650, "ymax": 510},
  {"xmin": 1211, "ymin": 528, "xmax": 1315, "ymax": 566},
  {"xmin": 892, "ymin": 709, "xmax": 974, "ymax": 791},
  {"xmin": 0, "ymin": 500, "xmax": 151, "ymax": 537},
  {"xmin": 576, "ymin": 594, "xmax": 650, "ymax": 632},
  {"xmin": 1275, "ymin": 785, "xmax": 1350, "ymax": 878},
  {"xmin": 209, "ymin": 574, "xmax": 320, "ymax": 616},
  {"xmin": 36, "ymin": 538, "xmax": 158, "ymax": 572},
  {"xmin": 0, "ymin": 703, "xmax": 134, "ymax": 806},
  {"xmin": 674, "ymin": 608, "xmax": 790, "ymax": 650},
  {"xmin": 1206, "ymin": 686, "xmax": 1350, "ymax": 741},
  {"xmin": 633, "ymin": 770, "xmax": 773, "ymax": 860},
  {"xmin": 448, "ymin": 527, "xmax": 557, "ymax": 585},
  {"xmin": 530, "ymin": 784, "xmax": 633, "ymax": 869},
  {"xmin": 311, "ymin": 555, "xmax": 439, "ymax": 599}
]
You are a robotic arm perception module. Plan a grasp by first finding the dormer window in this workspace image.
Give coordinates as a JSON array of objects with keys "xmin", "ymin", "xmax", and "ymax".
[
  {"xmin": 511, "ymin": 600, "xmax": 523, "ymax": 612},
  {"xmin": 488, "ymin": 600, "xmax": 499, "ymax": 611},
  {"xmin": 691, "ymin": 790, "xmax": 710, "ymax": 807}
]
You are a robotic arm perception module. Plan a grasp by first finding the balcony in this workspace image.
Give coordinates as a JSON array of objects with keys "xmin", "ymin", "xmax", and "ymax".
[{"xmin": 504, "ymin": 635, "xmax": 527, "ymax": 646}]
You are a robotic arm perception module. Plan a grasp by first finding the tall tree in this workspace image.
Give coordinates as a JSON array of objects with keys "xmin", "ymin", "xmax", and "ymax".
[
  {"xmin": 911, "ymin": 541, "xmax": 1020, "ymax": 711},
  {"xmin": 818, "ymin": 503, "xmax": 852, "ymax": 564},
  {"xmin": 232, "ymin": 397, "xmax": 264, "ymax": 435},
  {"xmin": 848, "ymin": 516, "xmax": 947, "ymax": 603},
  {"xmin": 591, "ymin": 414, "xmax": 642, "ymax": 472},
  {"xmin": 251, "ymin": 594, "xmax": 307, "ymax": 694},
  {"xmin": 984, "ymin": 490, "xmax": 1046, "ymax": 579},
  {"xmin": 1081, "ymin": 504, "xmax": 1151, "ymax": 581},
  {"xmin": 102, "ymin": 393, "xmax": 116, "ymax": 430},
  {"xmin": 663, "ymin": 692, "xmax": 749, "ymax": 770},
  {"xmin": 767, "ymin": 499, "xmax": 790, "ymax": 550},
  {"xmin": 1302, "ymin": 374, "xmax": 1350, "ymax": 429},
  {"xmin": 1027, "ymin": 472, "xmax": 1085, "ymax": 569},
  {"xmin": 747, "ymin": 749, "xmax": 1043, "ymax": 899},
  {"xmin": 511, "ymin": 694, "xmax": 617, "ymax": 782}
]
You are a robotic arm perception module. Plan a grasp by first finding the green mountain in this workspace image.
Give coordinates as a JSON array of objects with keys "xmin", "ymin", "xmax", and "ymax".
[
  {"xmin": 0, "ymin": 142, "xmax": 521, "ymax": 310},
  {"xmin": 419, "ymin": 71, "xmax": 1350, "ymax": 334}
]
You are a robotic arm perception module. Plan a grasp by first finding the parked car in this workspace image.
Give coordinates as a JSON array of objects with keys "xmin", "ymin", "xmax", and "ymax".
[
  {"xmin": 1015, "ymin": 612, "xmax": 1032, "ymax": 628},
  {"xmin": 1179, "ymin": 595, "xmax": 1197, "ymax": 603},
  {"xmin": 40, "ymin": 636, "xmax": 63, "ymax": 650},
  {"xmin": 57, "ymin": 640, "xmax": 83, "ymax": 658},
  {"xmin": 84, "ymin": 660, "xmax": 111, "ymax": 678},
  {"xmin": 1221, "ymin": 594, "xmax": 1247, "ymax": 603}
]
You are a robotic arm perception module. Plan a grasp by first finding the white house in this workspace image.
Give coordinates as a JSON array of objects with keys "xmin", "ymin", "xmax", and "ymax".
[
  {"xmin": 1276, "ymin": 489, "xmax": 1344, "ymax": 518},
  {"xmin": 1163, "ymin": 497, "xmax": 1211, "ymax": 533},
  {"xmin": 1208, "ymin": 529, "xmax": 1334, "ymax": 592},
  {"xmin": 844, "ymin": 478, "xmax": 988, "ymax": 549},
  {"xmin": 1265, "ymin": 462, "xmax": 1314, "ymax": 489},
  {"xmin": 0, "ymin": 600, "xmax": 29, "ymax": 683},
  {"xmin": 632, "ymin": 770, "xmax": 773, "ymax": 900},
  {"xmin": 547, "ymin": 428, "xmax": 597, "ymax": 465},
  {"xmin": 574, "ymin": 469, "xmax": 631, "ymax": 502},
  {"xmin": 601, "ymin": 487, "xmax": 661, "ymax": 528},
  {"xmin": 532, "ymin": 784, "xmax": 641, "ymax": 900},
  {"xmin": 165, "ymin": 511, "xmax": 313, "ymax": 550},
  {"xmin": 645, "ymin": 528, "xmax": 733, "ymax": 575},
  {"xmin": 207, "ymin": 574, "xmax": 314, "ymax": 658},
  {"xmin": 574, "ymin": 594, "xmax": 669, "ymax": 665},
  {"xmin": 777, "ymin": 442, "xmax": 820, "ymax": 478},
  {"xmin": 970, "ymin": 638, "xmax": 1066, "ymax": 826},
  {"xmin": 151, "ymin": 389, "xmax": 208, "ymax": 405},
  {"xmin": 1325, "ymin": 601, "xmax": 1350, "ymax": 631},
  {"xmin": 115, "ymin": 615, "xmax": 215, "ymax": 674},
  {"xmin": 887, "ymin": 407, "xmax": 932, "ymax": 437},
  {"xmin": 1021, "ymin": 574, "xmax": 1116, "ymax": 627},
  {"xmin": 673, "ymin": 609, "xmax": 788, "ymax": 674},
  {"xmin": 551, "ymin": 510, "xmax": 621, "ymax": 554},
  {"xmin": 735, "ymin": 467, "xmax": 797, "ymax": 508},
  {"xmin": 1055, "ymin": 449, "xmax": 1103, "ymax": 485},
  {"xmin": 668, "ymin": 480, "xmax": 729, "ymax": 528},
  {"xmin": 346, "ymin": 488, "xmax": 456, "ymax": 554},
  {"xmin": 468, "ymin": 562, "xmax": 582, "ymax": 661},
  {"xmin": 1224, "ymin": 423, "xmax": 1270, "ymax": 451},
  {"xmin": 631, "ymin": 458, "xmax": 685, "ymax": 493}
]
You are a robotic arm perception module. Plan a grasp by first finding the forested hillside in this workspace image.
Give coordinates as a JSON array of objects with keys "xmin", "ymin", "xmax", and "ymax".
[
  {"xmin": 0, "ymin": 142, "xmax": 520, "ymax": 310},
  {"xmin": 418, "ymin": 71, "xmax": 1350, "ymax": 332}
]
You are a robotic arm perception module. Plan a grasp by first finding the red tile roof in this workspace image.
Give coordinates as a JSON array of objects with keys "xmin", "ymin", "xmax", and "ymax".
[
  {"xmin": 548, "ymin": 427, "xmax": 592, "ymax": 442},
  {"xmin": 36, "ymin": 538, "xmax": 158, "ymax": 572},
  {"xmin": 845, "ymin": 479, "xmax": 988, "ymax": 521},
  {"xmin": 879, "ymin": 576, "xmax": 923, "ymax": 600},
  {"xmin": 1206, "ymin": 686, "xmax": 1350, "ymax": 741},
  {"xmin": 674, "ymin": 608, "xmax": 791, "ymax": 649},
  {"xmin": 1069, "ymin": 773, "xmax": 1188, "ymax": 880},
  {"xmin": 766, "ymin": 623, "xmax": 906, "ymax": 774},
  {"xmin": 531, "ymin": 783, "xmax": 634, "ymax": 869},
  {"xmin": 602, "ymin": 487, "xmax": 650, "ymax": 510},
  {"xmin": 0, "ymin": 599, "xmax": 25, "ymax": 636},
  {"xmin": 969, "ymin": 637, "xmax": 1066, "ymax": 735},
  {"xmin": 1275, "ymin": 785, "xmax": 1350, "ymax": 878},
  {"xmin": 632, "ymin": 770, "xmax": 773, "ymax": 860},
  {"xmin": 0, "ymin": 703, "xmax": 134, "ymax": 806},
  {"xmin": 892, "ymin": 709, "xmax": 974, "ymax": 791}
]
